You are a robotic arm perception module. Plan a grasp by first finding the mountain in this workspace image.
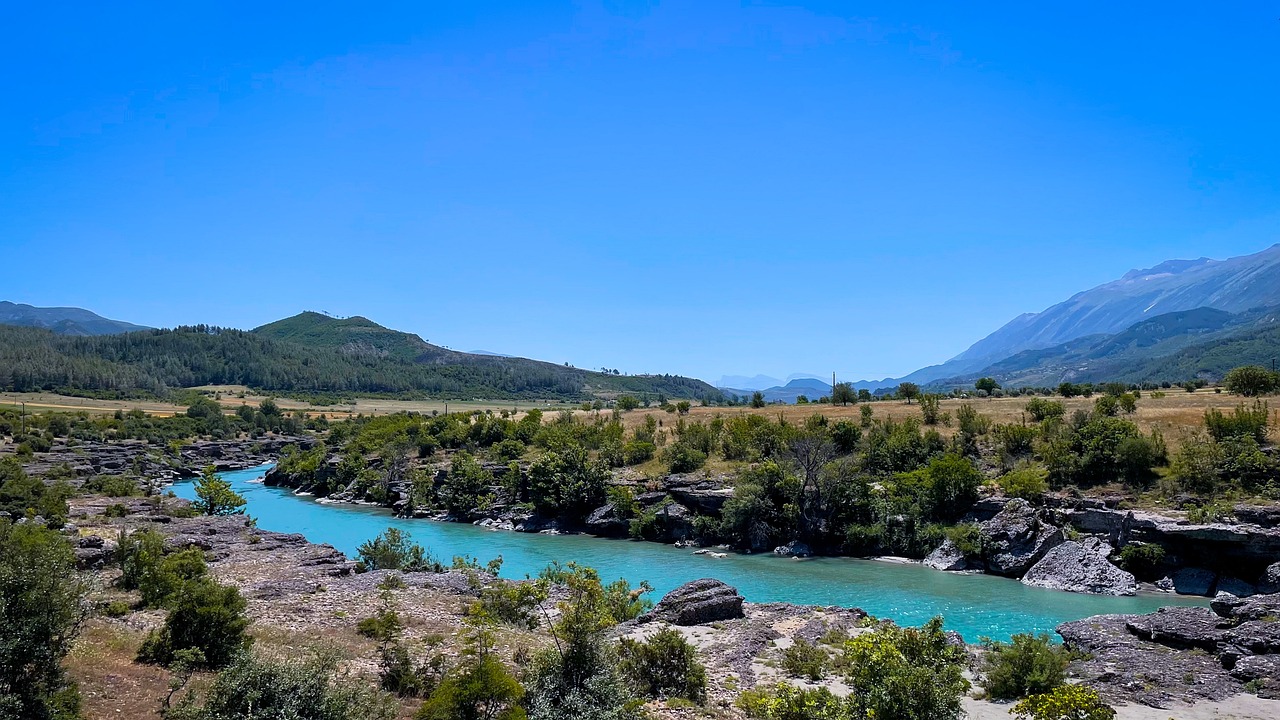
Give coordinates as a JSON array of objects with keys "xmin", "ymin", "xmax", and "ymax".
[
  {"xmin": 0, "ymin": 311, "xmax": 723, "ymax": 402},
  {"xmin": 0, "ymin": 301, "xmax": 148, "ymax": 336},
  {"xmin": 717, "ymin": 374, "xmax": 783, "ymax": 391},
  {"xmin": 720, "ymin": 377, "xmax": 833, "ymax": 404},
  {"xmin": 952, "ymin": 243, "xmax": 1280, "ymax": 368},
  {"xmin": 858, "ymin": 244, "xmax": 1280, "ymax": 390},
  {"xmin": 927, "ymin": 305, "xmax": 1280, "ymax": 389}
]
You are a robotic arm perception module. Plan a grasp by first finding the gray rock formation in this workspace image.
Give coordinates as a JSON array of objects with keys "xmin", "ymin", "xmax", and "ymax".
[
  {"xmin": 1021, "ymin": 537, "xmax": 1136, "ymax": 595},
  {"xmin": 979, "ymin": 499, "xmax": 1065, "ymax": 577},
  {"xmin": 923, "ymin": 539, "xmax": 975, "ymax": 571},
  {"xmin": 1258, "ymin": 562, "xmax": 1280, "ymax": 594},
  {"xmin": 640, "ymin": 578, "xmax": 745, "ymax": 626},
  {"xmin": 773, "ymin": 540, "xmax": 812, "ymax": 558}
]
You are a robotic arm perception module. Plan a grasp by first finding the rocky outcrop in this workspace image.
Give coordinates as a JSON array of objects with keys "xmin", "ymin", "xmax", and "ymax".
[
  {"xmin": 1021, "ymin": 537, "xmax": 1136, "ymax": 595},
  {"xmin": 640, "ymin": 578, "xmax": 745, "ymax": 626},
  {"xmin": 584, "ymin": 502, "xmax": 630, "ymax": 537},
  {"xmin": 1258, "ymin": 562, "xmax": 1280, "ymax": 594},
  {"xmin": 923, "ymin": 539, "xmax": 976, "ymax": 572},
  {"xmin": 979, "ymin": 499, "xmax": 1065, "ymax": 577},
  {"xmin": 773, "ymin": 540, "xmax": 812, "ymax": 558},
  {"xmin": 1172, "ymin": 567, "xmax": 1218, "ymax": 596},
  {"xmin": 1060, "ymin": 592, "xmax": 1280, "ymax": 704}
]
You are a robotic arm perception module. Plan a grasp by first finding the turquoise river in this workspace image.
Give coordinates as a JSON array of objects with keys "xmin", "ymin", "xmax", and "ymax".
[{"xmin": 175, "ymin": 465, "xmax": 1203, "ymax": 642}]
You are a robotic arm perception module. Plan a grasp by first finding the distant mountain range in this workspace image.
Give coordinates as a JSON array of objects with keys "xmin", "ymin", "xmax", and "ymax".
[
  {"xmin": 0, "ymin": 307, "xmax": 720, "ymax": 401},
  {"xmin": 720, "ymin": 377, "xmax": 833, "ymax": 403},
  {"xmin": 848, "ymin": 243, "xmax": 1280, "ymax": 392},
  {"xmin": 0, "ymin": 301, "xmax": 149, "ymax": 336}
]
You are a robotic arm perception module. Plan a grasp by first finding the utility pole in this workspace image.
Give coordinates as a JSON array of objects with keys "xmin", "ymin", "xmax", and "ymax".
[
  {"xmin": 832, "ymin": 372, "xmax": 837, "ymax": 406},
  {"xmin": 20, "ymin": 402, "xmax": 25, "ymax": 436}
]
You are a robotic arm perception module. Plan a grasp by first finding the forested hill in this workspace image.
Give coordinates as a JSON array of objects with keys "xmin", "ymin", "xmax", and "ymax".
[
  {"xmin": 0, "ymin": 322, "xmax": 721, "ymax": 402},
  {"xmin": 252, "ymin": 312, "xmax": 464, "ymax": 363}
]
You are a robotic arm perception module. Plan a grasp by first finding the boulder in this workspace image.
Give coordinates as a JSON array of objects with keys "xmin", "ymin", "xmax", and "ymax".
[
  {"xmin": 1223, "ymin": 620, "xmax": 1280, "ymax": 656},
  {"xmin": 1124, "ymin": 606, "xmax": 1229, "ymax": 652},
  {"xmin": 1223, "ymin": 592, "xmax": 1280, "ymax": 622},
  {"xmin": 1211, "ymin": 591, "xmax": 1247, "ymax": 618},
  {"xmin": 979, "ymin": 498, "xmax": 1065, "ymax": 577},
  {"xmin": 640, "ymin": 578, "xmax": 745, "ymax": 626},
  {"xmin": 1172, "ymin": 567, "xmax": 1218, "ymax": 596},
  {"xmin": 1258, "ymin": 562, "xmax": 1280, "ymax": 594},
  {"xmin": 1021, "ymin": 538, "xmax": 1136, "ymax": 595},
  {"xmin": 774, "ymin": 540, "xmax": 812, "ymax": 558},
  {"xmin": 923, "ymin": 539, "xmax": 974, "ymax": 572},
  {"xmin": 1231, "ymin": 654, "xmax": 1280, "ymax": 682},
  {"xmin": 584, "ymin": 503, "xmax": 630, "ymax": 537}
]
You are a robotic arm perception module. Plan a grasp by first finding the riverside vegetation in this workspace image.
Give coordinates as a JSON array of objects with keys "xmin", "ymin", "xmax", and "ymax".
[{"xmin": 1, "ymin": 365, "xmax": 1279, "ymax": 719}]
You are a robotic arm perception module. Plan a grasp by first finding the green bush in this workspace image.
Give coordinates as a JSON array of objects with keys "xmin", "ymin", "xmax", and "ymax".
[
  {"xmin": 738, "ymin": 684, "xmax": 847, "ymax": 720},
  {"xmin": 139, "ymin": 547, "xmax": 209, "ymax": 608},
  {"xmin": 356, "ymin": 528, "xmax": 440, "ymax": 572},
  {"xmin": 979, "ymin": 633, "xmax": 1070, "ymax": 700},
  {"xmin": 665, "ymin": 441, "xmax": 707, "ymax": 474},
  {"xmin": 137, "ymin": 577, "xmax": 251, "ymax": 669},
  {"xmin": 83, "ymin": 474, "xmax": 142, "ymax": 497},
  {"xmin": 999, "ymin": 467, "xmax": 1049, "ymax": 500},
  {"xmin": 838, "ymin": 617, "xmax": 968, "ymax": 720},
  {"xmin": 1011, "ymin": 684, "xmax": 1115, "ymax": 720},
  {"xmin": 103, "ymin": 600, "xmax": 131, "ymax": 618},
  {"xmin": 618, "ymin": 627, "xmax": 707, "ymax": 702},
  {"xmin": 165, "ymin": 647, "xmax": 396, "ymax": 720},
  {"xmin": 0, "ymin": 520, "xmax": 88, "ymax": 720},
  {"xmin": 780, "ymin": 638, "xmax": 828, "ymax": 681},
  {"xmin": 1116, "ymin": 544, "xmax": 1165, "ymax": 580}
]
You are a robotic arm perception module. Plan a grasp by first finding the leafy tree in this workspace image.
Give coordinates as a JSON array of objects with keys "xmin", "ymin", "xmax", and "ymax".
[
  {"xmin": 0, "ymin": 520, "xmax": 88, "ymax": 720},
  {"xmin": 165, "ymin": 646, "xmax": 396, "ymax": 720},
  {"xmin": 998, "ymin": 467, "xmax": 1048, "ymax": 501},
  {"xmin": 356, "ymin": 527, "xmax": 438, "ymax": 572},
  {"xmin": 737, "ymin": 684, "xmax": 848, "ymax": 720},
  {"xmin": 979, "ymin": 633, "xmax": 1069, "ymax": 700},
  {"xmin": 527, "ymin": 447, "xmax": 609, "ymax": 521},
  {"xmin": 1025, "ymin": 398, "xmax": 1065, "ymax": 422},
  {"xmin": 897, "ymin": 382, "xmax": 921, "ymax": 404},
  {"xmin": 440, "ymin": 452, "xmax": 492, "ymax": 519},
  {"xmin": 614, "ymin": 395, "xmax": 640, "ymax": 411},
  {"xmin": 1204, "ymin": 401, "xmax": 1271, "ymax": 444},
  {"xmin": 0, "ymin": 457, "xmax": 72, "ymax": 526},
  {"xmin": 750, "ymin": 391, "xmax": 767, "ymax": 408},
  {"xmin": 919, "ymin": 394, "xmax": 942, "ymax": 425},
  {"xmin": 676, "ymin": 400, "xmax": 692, "ymax": 415},
  {"xmin": 975, "ymin": 377, "xmax": 1000, "ymax": 395},
  {"xmin": 140, "ymin": 547, "xmax": 209, "ymax": 609},
  {"xmin": 137, "ymin": 576, "xmax": 251, "ymax": 669},
  {"xmin": 416, "ymin": 624, "xmax": 524, "ymax": 720},
  {"xmin": 1224, "ymin": 365, "xmax": 1280, "ymax": 397},
  {"xmin": 831, "ymin": 382, "xmax": 856, "ymax": 406},
  {"xmin": 191, "ymin": 466, "xmax": 246, "ymax": 516}
]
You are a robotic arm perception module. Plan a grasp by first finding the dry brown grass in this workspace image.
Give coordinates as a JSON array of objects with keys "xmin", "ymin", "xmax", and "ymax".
[{"xmin": 598, "ymin": 388, "xmax": 1274, "ymax": 451}]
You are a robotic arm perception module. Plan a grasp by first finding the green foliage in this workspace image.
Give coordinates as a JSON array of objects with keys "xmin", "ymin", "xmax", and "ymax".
[
  {"xmin": 897, "ymin": 382, "xmax": 921, "ymax": 403},
  {"xmin": 470, "ymin": 580, "xmax": 550, "ymax": 630},
  {"xmin": 665, "ymin": 441, "xmax": 707, "ymax": 473},
  {"xmin": 997, "ymin": 424, "xmax": 1038, "ymax": 459},
  {"xmin": 1224, "ymin": 365, "xmax": 1280, "ymax": 397},
  {"xmin": 780, "ymin": 638, "xmax": 828, "ymax": 681},
  {"xmin": 946, "ymin": 522, "xmax": 984, "ymax": 558},
  {"xmin": 191, "ymin": 466, "xmax": 246, "ymax": 516},
  {"xmin": 999, "ymin": 466, "xmax": 1049, "ymax": 500},
  {"xmin": 83, "ymin": 474, "xmax": 142, "ymax": 497},
  {"xmin": 919, "ymin": 394, "xmax": 943, "ymax": 425},
  {"xmin": 165, "ymin": 646, "xmax": 396, "ymax": 720},
  {"xmin": 356, "ymin": 527, "xmax": 440, "ymax": 572},
  {"xmin": 140, "ymin": 548, "xmax": 210, "ymax": 609},
  {"xmin": 527, "ymin": 447, "xmax": 609, "ymax": 521},
  {"xmin": 1204, "ymin": 401, "xmax": 1271, "ymax": 443},
  {"xmin": 831, "ymin": 382, "xmax": 856, "ymax": 406},
  {"xmin": 440, "ymin": 452, "xmax": 492, "ymax": 520},
  {"xmin": 0, "ymin": 323, "xmax": 722, "ymax": 403},
  {"xmin": 416, "ymin": 626, "xmax": 524, "ymax": 720},
  {"xmin": 738, "ymin": 684, "xmax": 848, "ymax": 720},
  {"xmin": 1116, "ymin": 543, "xmax": 1166, "ymax": 580},
  {"xmin": 1026, "ymin": 398, "xmax": 1066, "ymax": 422},
  {"xmin": 118, "ymin": 528, "xmax": 168, "ymax": 591},
  {"xmin": 0, "ymin": 457, "xmax": 71, "ymax": 526},
  {"xmin": 617, "ymin": 627, "xmax": 707, "ymax": 702},
  {"xmin": 1042, "ymin": 414, "xmax": 1164, "ymax": 488},
  {"xmin": 1011, "ymin": 685, "xmax": 1116, "ymax": 720},
  {"xmin": 976, "ymin": 377, "xmax": 1001, "ymax": 395},
  {"xmin": 138, "ymin": 575, "xmax": 251, "ymax": 669},
  {"xmin": 837, "ymin": 617, "xmax": 969, "ymax": 720},
  {"xmin": 0, "ymin": 520, "xmax": 88, "ymax": 720},
  {"xmin": 979, "ymin": 633, "xmax": 1070, "ymax": 700}
]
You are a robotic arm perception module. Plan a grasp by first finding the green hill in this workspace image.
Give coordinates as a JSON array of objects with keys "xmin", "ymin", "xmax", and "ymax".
[{"xmin": 0, "ymin": 314, "xmax": 722, "ymax": 402}]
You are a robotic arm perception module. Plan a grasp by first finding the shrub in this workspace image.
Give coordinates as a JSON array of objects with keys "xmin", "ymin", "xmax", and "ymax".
[
  {"xmin": 780, "ymin": 638, "xmax": 828, "ymax": 681},
  {"xmin": 1224, "ymin": 365, "xmax": 1280, "ymax": 397},
  {"xmin": 665, "ymin": 442, "xmax": 707, "ymax": 474},
  {"xmin": 117, "ymin": 528, "xmax": 167, "ymax": 591},
  {"xmin": 1204, "ymin": 401, "xmax": 1271, "ymax": 444},
  {"xmin": 356, "ymin": 528, "xmax": 440, "ymax": 572},
  {"xmin": 946, "ymin": 522, "xmax": 984, "ymax": 558},
  {"xmin": 137, "ymin": 577, "xmax": 251, "ymax": 669},
  {"xmin": 103, "ymin": 600, "xmax": 131, "ymax": 618},
  {"xmin": 996, "ymin": 424, "xmax": 1038, "ymax": 459},
  {"xmin": 999, "ymin": 467, "xmax": 1049, "ymax": 500},
  {"xmin": 1116, "ymin": 544, "xmax": 1165, "ymax": 580},
  {"xmin": 618, "ymin": 627, "xmax": 707, "ymax": 702},
  {"xmin": 83, "ymin": 474, "xmax": 142, "ymax": 497},
  {"xmin": 0, "ymin": 520, "xmax": 88, "ymax": 720},
  {"xmin": 139, "ymin": 547, "xmax": 209, "ymax": 608},
  {"xmin": 979, "ymin": 633, "xmax": 1070, "ymax": 700},
  {"xmin": 191, "ymin": 466, "xmax": 246, "ymax": 516},
  {"xmin": 1012, "ymin": 684, "xmax": 1116, "ymax": 720},
  {"xmin": 165, "ymin": 647, "xmax": 396, "ymax": 720},
  {"xmin": 839, "ymin": 617, "xmax": 968, "ymax": 720},
  {"xmin": 470, "ymin": 580, "xmax": 549, "ymax": 630},
  {"xmin": 737, "ymin": 684, "xmax": 847, "ymax": 720}
]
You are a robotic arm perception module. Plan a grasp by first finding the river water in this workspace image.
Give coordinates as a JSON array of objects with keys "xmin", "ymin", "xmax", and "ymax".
[{"xmin": 174, "ymin": 465, "xmax": 1203, "ymax": 641}]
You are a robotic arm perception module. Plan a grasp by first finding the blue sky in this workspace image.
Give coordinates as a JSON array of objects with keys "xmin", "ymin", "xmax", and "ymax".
[{"xmin": 3, "ymin": 2, "xmax": 1278, "ymax": 383}]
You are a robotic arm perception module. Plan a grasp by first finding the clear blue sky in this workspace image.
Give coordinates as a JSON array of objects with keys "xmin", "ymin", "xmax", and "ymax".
[{"xmin": 4, "ymin": 2, "xmax": 1279, "ymax": 383}]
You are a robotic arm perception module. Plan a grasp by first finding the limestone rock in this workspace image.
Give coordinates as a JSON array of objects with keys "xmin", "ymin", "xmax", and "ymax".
[
  {"xmin": 773, "ymin": 540, "xmax": 812, "ymax": 558},
  {"xmin": 640, "ymin": 578, "xmax": 745, "ymax": 626},
  {"xmin": 979, "ymin": 498, "xmax": 1065, "ymax": 577},
  {"xmin": 1258, "ymin": 562, "xmax": 1280, "ymax": 594},
  {"xmin": 1217, "ymin": 576, "xmax": 1257, "ymax": 598},
  {"xmin": 923, "ymin": 538, "xmax": 974, "ymax": 572},
  {"xmin": 1021, "ymin": 538, "xmax": 1136, "ymax": 595},
  {"xmin": 1124, "ymin": 606, "xmax": 1229, "ymax": 651}
]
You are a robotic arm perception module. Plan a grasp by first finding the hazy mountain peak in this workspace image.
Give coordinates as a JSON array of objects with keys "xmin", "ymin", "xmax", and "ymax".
[
  {"xmin": 0, "ymin": 301, "xmax": 148, "ymax": 336},
  {"xmin": 1120, "ymin": 257, "xmax": 1215, "ymax": 281}
]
